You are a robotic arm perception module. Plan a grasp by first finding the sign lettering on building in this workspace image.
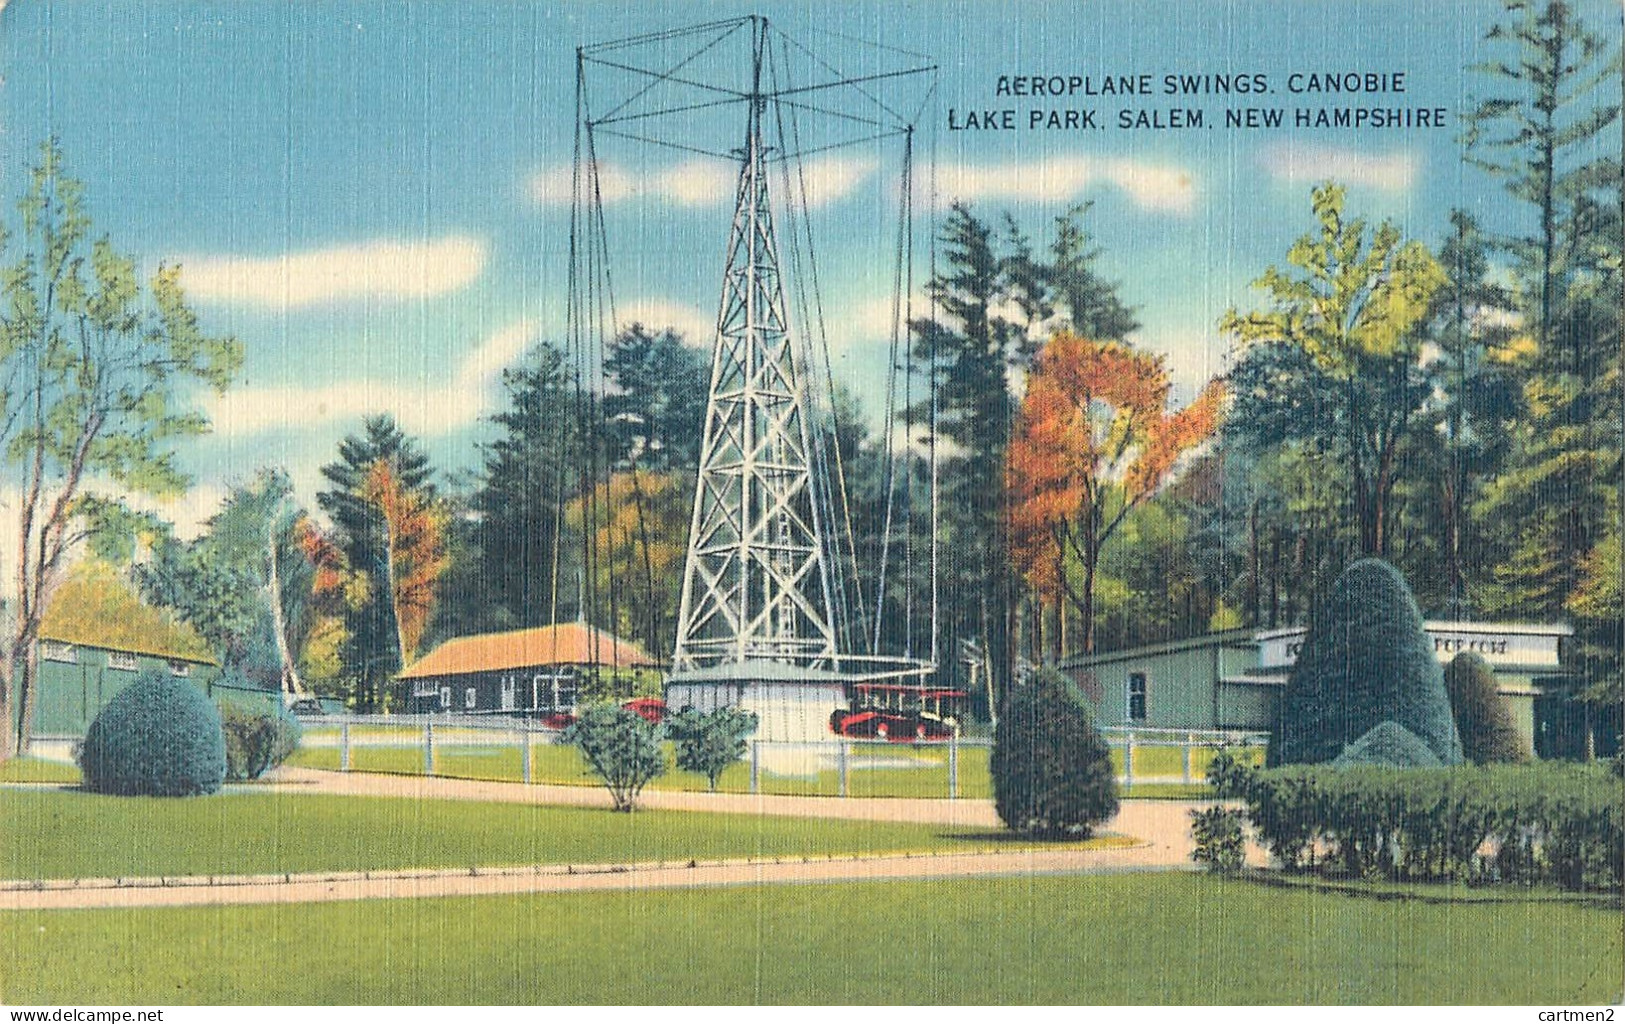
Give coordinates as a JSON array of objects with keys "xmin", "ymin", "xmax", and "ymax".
[{"xmin": 1258, "ymin": 623, "xmax": 1565, "ymax": 671}]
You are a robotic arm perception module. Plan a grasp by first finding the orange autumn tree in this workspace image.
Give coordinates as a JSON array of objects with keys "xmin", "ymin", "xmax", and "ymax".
[
  {"xmin": 1009, "ymin": 333, "xmax": 1224, "ymax": 657},
  {"xmin": 361, "ymin": 459, "xmax": 449, "ymax": 667}
]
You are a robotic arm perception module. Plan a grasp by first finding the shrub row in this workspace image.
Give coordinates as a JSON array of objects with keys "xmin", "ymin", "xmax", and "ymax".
[{"xmin": 1238, "ymin": 764, "xmax": 1623, "ymax": 891}]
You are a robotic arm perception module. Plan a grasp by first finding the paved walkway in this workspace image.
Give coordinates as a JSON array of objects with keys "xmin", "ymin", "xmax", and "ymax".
[{"xmin": 0, "ymin": 768, "xmax": 1214, "ymax": 911}]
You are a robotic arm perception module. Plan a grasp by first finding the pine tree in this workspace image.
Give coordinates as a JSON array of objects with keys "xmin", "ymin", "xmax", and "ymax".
[
  {"xmin": 316, "ymin": 414, "xmax": 436, "ymax": 710},
  {"xmin": 473, "ymin": 345, "xmax": 579, "ymax": 630},
  {"xmin": 1464, "ymin": 0, "xmax": 1622, "ymax": 749}
]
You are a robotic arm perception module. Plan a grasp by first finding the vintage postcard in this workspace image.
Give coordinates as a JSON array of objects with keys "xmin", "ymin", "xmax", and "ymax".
[{"xmin": 0, "ymin": 0, "xmax": 1620, "ymax": 1010}]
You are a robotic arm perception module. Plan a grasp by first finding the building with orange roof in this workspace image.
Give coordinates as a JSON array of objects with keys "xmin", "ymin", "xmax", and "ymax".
[{"xmin": 396, "ymin": 623, "xmax": 660, "ymax": 718}]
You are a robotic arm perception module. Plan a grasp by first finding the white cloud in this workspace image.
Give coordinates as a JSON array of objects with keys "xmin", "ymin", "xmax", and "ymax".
[
  {"xmin": 1128, "ymin": 326, "xmax": 1227, "ymax": 401},
  {"xmin": 531, "ymin": 155, "xmax": 876, "ymax": 210},
  {"xmin": 205, "ymin": 319, "xmax": 538, "ymax": 439},
  {"xmin": 180, "ymin": 236, "xmax": 487, "ymax": 308},
  {"xmin": 930, "ymin": 156, "xmax": 1197, "ymax": 214},
  {"xmin": 1259, "ymin": 144, "xmax": 1416, "ymax": 192}
]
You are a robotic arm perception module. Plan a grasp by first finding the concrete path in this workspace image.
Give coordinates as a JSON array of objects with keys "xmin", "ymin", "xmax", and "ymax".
[{"xmin": 0, "ymin": 768, "xmax": 1213, "ymax": 911}]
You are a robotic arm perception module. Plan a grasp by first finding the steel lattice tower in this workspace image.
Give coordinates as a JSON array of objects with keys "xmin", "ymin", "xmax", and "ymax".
[{"xmin": 670, "ymin": 20, "xmax": 836, "ymax": 674}]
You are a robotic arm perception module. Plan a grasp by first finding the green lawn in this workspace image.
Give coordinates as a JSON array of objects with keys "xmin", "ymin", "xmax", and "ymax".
[
  {"xmin": 0, "ymin": 788, "xmax": 1098, "ymax": 880},
  {"xmin": 2, "ymin": 874, "xmax": 1615, "ymax": 1004},
  {"xmin": 0, "ymin": 757, "xmax": 80, "ymax": 784},
  {"xmin": 288, "ymin": 735, "xmax": 1239, "ymax": 799}
]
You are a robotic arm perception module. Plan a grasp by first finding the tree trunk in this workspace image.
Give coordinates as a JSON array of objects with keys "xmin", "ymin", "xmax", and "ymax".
[{"xmin": 266, "ymin": 518, "xmax": 305, "ymax": 704}]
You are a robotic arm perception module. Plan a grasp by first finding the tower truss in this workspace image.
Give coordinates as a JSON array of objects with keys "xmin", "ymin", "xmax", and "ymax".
[{"xmin": 671, "ymin": 22, "xmax": 835, "ymax": 672}]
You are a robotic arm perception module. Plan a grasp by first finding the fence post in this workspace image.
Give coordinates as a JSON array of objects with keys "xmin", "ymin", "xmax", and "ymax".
[
  {"xmin": 750, "ymin": 740, "xmax": 759, "ymax": 794},
  {"xmin": 424, "ymin": 721, "xmax": 435, "ymax": 776},
  {"xmin": 1183, "ymin": 732, "xmax": 1194, "ymax": 785},
  {"xmin": 838, "ymin": 740, "xmax": 849, "ymax": 798},
  {"xmin": 948, "ymin": 733, "xmax": 959, "ymax": 800},
  {"xmin": 521, "ymin": 726, "xmax": 532, "ymax": 785},
  {"xmin": 1124, "ymin": 731, "xmax": 1135, "ymax": 791},
  {"xmin": 340, "ymin": 721, "xmax": 351, "ymax": 772}
]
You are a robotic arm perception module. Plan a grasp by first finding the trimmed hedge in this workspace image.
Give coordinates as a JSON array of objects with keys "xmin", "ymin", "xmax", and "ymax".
[
  {"xmin": 219, "ymin": 703, "xmax": 302, "ymax": 781},
  {"xmin": 992, "ymin": 667, "xmax": 1118, "ymax": 839},
  {"xmin": 1269, "ymin": 558, "xmax": 1463, "ymax": 767},
  {"xmin": 1444, "ymin": 652, "xmax": 1531, "ymax": 764},
  {"xmin": 1241, "ymin": 764, "xmax": 1622, "ymax": 891},
  {"xmin": 78, "ymin": 673, "xmax": 227, "ymax": 797}
]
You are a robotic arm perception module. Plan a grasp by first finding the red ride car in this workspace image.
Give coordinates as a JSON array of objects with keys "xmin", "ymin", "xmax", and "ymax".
[{"xmin": 830, "ymin": 684, "xmax": 964, "ymax": 741}]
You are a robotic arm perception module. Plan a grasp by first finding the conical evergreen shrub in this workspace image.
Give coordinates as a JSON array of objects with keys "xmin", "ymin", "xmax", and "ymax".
[
  {"xmin": 992, "ymin": 667, "xmax": 1118, "ymax": 838},
  {"xmin": 1268, "ymin": 558, "xmax": 1464, "ymax": 767},
  {"xmin": 1444, "ymin": 652, "xmax": 1532, "ymax": 764},
  {"xmin": 1331, "ymin": 720, "xmax": 1443, "ymax": 768}
]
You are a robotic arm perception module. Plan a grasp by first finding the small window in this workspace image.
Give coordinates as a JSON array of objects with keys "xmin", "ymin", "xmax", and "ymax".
[
  {"xmin": 40, "ymin": 641, "xmax": 77, "ymax": 664},
  {"xmin": 412, "ymin": 679, "xmax": 437, "ymax": 698},
  {"xmin": 1127, "ymin": 672, "xmax": 1148, "ymax": 722},
  {"xmin": 439, "ymin": 686, "xmax": 452, "ymax": 709},
  {"xmin": 501, "ymin": 675, "xmax": 516, "ymax": 711},
  {"xmin": 464, "ymin": 687, "xmax": 478, "ymax": 710},
  {"xmin": 107, "ymin": 650, "xmax": 139, "ymax": 672},
  {"xmin": 168, "ymin": 661, "xmax": 191, "ymax": 677}
]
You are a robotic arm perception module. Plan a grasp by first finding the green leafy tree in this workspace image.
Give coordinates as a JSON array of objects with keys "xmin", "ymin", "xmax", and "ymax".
[
  {"xmin": 667, "ymin": 705, "xmax": 758, "ymax": 791},
  {"xmin": 1268, "ymin": 558, "xmax": 1464, "ymax": 767},
  {"xmin": 563, "ymin": 703, "xmax": 668, "ymax": 812},
  {"xmin": 0, "ymin": 142, "xmax": 242, "ymax": 759},
  {"xmin": 991, "ymin": 666, "xmax": 1118, "ymax": 838},
  {"xmin": 1222, "ymin": 184, "xmax": 1446, "ymax": 558},
  {"xmin": 1444, "ymin": 652, "xmax": 1533, "ymax": 764},
  {"xmin": 139, "ymin": 470, "xmax": 316, "ymax": 699}
]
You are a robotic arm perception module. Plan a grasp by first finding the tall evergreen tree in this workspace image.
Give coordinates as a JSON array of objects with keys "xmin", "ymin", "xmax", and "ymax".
[
  {"xmin": 1463, "ymin": 0, "xmax": 1621, "ymax": 743},
  {"xmin": 473, "ymin": 344, "xmax": 580, "ymax": 630},
  {"xmin": 602, "ymin": 324, "xmax": 708, "ymax": 473},
  {"xmin": 909, "ymin": 203, "xmax": 1024, "ymax": 695},
  {"xmin": 316, "ymin": 414, "xmax": 435, "ymax": 710}
]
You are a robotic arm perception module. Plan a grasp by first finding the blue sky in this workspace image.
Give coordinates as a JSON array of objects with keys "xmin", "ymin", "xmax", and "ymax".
[{"xmin": 1, "ymin": 0, "xmax": 1618, "ymax": 533}]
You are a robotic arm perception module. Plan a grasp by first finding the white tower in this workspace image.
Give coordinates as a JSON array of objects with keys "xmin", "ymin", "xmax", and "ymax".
[{"xmin": 666, "ymin": 18, "xmax": 844, "ymax": 740}]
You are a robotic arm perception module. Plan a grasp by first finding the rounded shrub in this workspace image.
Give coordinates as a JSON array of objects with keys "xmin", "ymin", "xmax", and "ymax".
[
  {"xmin": 219, "ymin": 700, "xmax": 302, "ymax": 781},
  {"xmin": 992, "ymin": 667, "xmax": 1118, "ymax": 839},
  {"xmin": 1444, "ymin": 652, "xmax": 1531, "ymax": 764},
  {"xmin": 1268, "ymin": 558, "xmax": 1463, "ymax": 767},
  {"xmin": 78, "ymin": 672, "xmax": 227, "ymax": 796}
]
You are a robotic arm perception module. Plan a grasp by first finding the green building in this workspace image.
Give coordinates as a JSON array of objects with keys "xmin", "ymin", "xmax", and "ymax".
[
  {"xmin": 28, "ymin": 632, "xmax": 220, "ymax": 740},
  {"xmin": 1061, "ymin": 621, "xmax": 1573, "ymax": 755}
]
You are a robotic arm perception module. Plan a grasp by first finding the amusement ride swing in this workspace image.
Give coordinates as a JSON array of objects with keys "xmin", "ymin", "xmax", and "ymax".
[{"xmin": 562, "ymin": 16, "xmax": 961, "ymax": 748}]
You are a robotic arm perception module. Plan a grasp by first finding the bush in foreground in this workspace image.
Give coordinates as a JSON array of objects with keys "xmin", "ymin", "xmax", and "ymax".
[
  {"xmin": 991, "ymin": 667, "xmax": 1118, "ymax": 839},
  {"xmin": 78, "ymin": 673, "xmax": 226, "ymax": 797},
  {"xmin": 1190, "ymin": 805, "xmax": 1247, "ymax": 873},
  {"xmin": 1444, "ymin": 652, "xmax": 1531, "ymax": 764},
  {"xmin": 1243, "ymin": 763, "xmax": 1622, "ymax": 890},
  {"xmin": 219, "ymin": 701, "xmax": 302, "ymax": 781},
  {"xmin": 564, "ymin": 702, "xmax": 668, "ymax": 812},
  {"xmin": 1269, "ymin": 558, "xmax": 1463, "ymax": 767}
]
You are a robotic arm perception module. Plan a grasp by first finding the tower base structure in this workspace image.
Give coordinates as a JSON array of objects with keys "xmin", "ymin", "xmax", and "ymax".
[{"xmin": 665, "ymin": 662, "xmax": 849, "ymax": 745}]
